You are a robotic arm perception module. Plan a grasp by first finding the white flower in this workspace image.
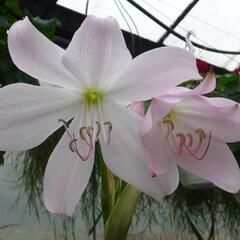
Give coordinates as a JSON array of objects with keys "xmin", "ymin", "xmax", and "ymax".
[{"xmin": 0, "ymin": 16, "xmax": 200, "ymax": 215}]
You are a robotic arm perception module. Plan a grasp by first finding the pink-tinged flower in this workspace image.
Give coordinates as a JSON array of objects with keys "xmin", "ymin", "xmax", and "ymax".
[
  {"xmin": 141, "ymin": 72, "xmax": 240, "ymax": 193},
  {"xmin": 0, "ymin": 16, "xmax": 201, "ymax": 216}
]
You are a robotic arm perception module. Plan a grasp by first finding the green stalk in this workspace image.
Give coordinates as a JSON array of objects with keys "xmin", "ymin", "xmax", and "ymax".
[
  {"xmin": 104, "ymin": 184, "xmax": 141, "ymax": 240},
  {"xmin": 96, "ymin": 142, "xmax": 113, "ymax": 224}
]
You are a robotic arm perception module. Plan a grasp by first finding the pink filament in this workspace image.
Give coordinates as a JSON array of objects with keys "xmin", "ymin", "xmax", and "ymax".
[
  {"xmin": 161, "ymin": 118, "xmax": 212, "ymax": 161},
  {"xmin": 182, "ymin": 131, "xmax": 212, "ymax": 160},
  {"xmin": 70, "ymin": 133, "xmax": 91, "ymax": 161}
]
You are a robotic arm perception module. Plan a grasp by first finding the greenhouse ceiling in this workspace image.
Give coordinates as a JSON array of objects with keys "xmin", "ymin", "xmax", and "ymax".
[{"xmin": 57, "ymin": 0, "xmax": 240, "ymax": 71}]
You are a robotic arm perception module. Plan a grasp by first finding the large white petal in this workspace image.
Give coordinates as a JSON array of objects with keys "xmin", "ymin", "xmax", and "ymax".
[
  {"xmin": 107, "ymin": 47, "xmax": 201, "ymax": 101},
  {"xmin": 62, "ymin": 15, "xmax": 131, "ymax": 89},
  {"xmin": 177, "ymin": 141, "xmax": 240, "ymax": 193},
  {"xmin": 100, "ymin": 101, "xmax": 179, "ymax": 200},
  {"xmin": 174, "ymin": 96, "xmax": 240, "ymax": 143},
  {"xmin": 165, "ymin": 71, "xmax": 216, "ymax": 97},
  {"xmin": 0, "ymin": 83, "xmax": 80, "ymax": 151},
  {"xmin": 43, "ymin": 114, "xmax": 94, "ymax": 216},
  {"xmin": 8, "ymin": 17, "xmax": 80, "ymax": 90}
]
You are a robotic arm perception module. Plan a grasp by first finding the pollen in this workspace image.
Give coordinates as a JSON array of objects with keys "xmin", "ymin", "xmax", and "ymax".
[{"xmin": 83, "ymin": 89, "xmax": 103, "ymax": 105}]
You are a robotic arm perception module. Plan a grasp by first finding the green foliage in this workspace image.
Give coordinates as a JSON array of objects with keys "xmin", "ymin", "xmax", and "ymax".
[
  {"xmin": 104, "ymin": 185, "xmax": 141, "ymax": 240},
  {"xmin": 4, "ymin": 0, "xmax": 21, "ymax": 16},
  {"xmin": 216, "ymin": 73, "xmax": 240, "ymax": 100},
  {"xmin": 0, "ymin": 0, "xmax": 60, "ymax": 87},
  {"xmin": 32, "ymin": 17, "xmax": 61, "ymax": 42}
]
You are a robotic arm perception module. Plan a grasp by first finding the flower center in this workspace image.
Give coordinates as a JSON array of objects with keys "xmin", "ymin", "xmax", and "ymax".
[
  {"xmin": 83, "ymin": 89, "xmax": 103, "ymax": 105},
  {"xmin": 161, "ymin": 114, "xmax": 211, "ymax": 161},
  {"xmin": 58, "ymin": 88, "xmax": 112, "ymax": 161}
]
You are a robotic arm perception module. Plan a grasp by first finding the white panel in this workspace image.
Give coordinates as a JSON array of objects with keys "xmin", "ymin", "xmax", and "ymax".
[
  {"xmin": 57, "ymin": 0, "xmax": 192, "ymax": 42},
  {"xmin": 164, "ymin": 0, "xmax": 240, "ymax": 70},
  {"xmin": 57, "ymin": 0, "xmax": 240, "ymax": 70}
]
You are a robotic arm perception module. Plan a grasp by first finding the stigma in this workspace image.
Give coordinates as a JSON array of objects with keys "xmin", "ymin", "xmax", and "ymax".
[{"xmin": 83, "ymin": 89, "xmax": 103, "ymax": 105}]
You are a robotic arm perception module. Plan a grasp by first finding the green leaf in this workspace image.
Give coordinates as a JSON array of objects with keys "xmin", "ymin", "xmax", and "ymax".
[
  {"xmin": 179, "ymin": 167, "xmax": 214, "ymax": 190},
  {"xmin": 104, "ymin": 184, "xmax": 141, "ymax": 240},
  {"xmin": 4, "ymin": 0, "xmax": 21, "ymax": 16},
  {"xmin": 31, "ymin": 17, "xmax": 61, "ymax": 41},
  {"xmin": 0, "ymin": 16, "xmax": 9, "ymax": 28},
  {"xmin": 97, "ymin": 142, "xmax": 113, "ymax": 224},
  {"xmin": 143, "ymin": 99, "xmax": 151, "ymax": 113}
]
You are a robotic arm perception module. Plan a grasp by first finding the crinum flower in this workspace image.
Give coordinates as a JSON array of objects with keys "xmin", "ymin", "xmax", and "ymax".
[
  {"xmin": 141, "ymin": 71, "xmax": 240, "ymax": 193},
  {"xmin": 0, "ymin": 16, "xmax": 200, "ymax": 215}
]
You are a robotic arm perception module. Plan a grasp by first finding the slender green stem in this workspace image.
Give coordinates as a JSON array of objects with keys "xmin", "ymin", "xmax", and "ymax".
[
  {"xmin": 96, "ymin": 142, "xmax": 112, "ymax": 224},
  {"xmin": 104, "ymin": 184, "xmax": 141, "ymax": 240}
]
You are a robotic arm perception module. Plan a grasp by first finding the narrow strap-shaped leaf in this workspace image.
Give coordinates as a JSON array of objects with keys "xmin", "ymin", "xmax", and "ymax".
[
  {"xmin": 104, "ymin": 184, "xmax": 141, "ymax": 240},
  {"xmin": 97, "ymin": 142, "xmax": 113, "ymax": 224}
]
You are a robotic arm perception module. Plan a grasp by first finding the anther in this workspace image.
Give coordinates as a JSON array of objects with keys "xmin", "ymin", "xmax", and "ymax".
[
  {"xmin": 162, "ymin": 119, "xmax": 175, "ymax": 130},
  {"xmin": 104, "ymin": 121, "xmax": 113, "ymax": 145},
  {"xmin": 58, "ymin": 119, "xmax": 69, "ymax": 129},
  {"xmin": 79, "ymin": 126, "xmax": 92, "ymax": 148},
  {"xmin": 104, "ymin": 121, "xmax": 113, "ymax": 132},
  {"xmin": 59, "ymin": 119, "xmax": 72, "ymax": 139},
  {"xmin": 176, "ymin": 133, "xmax": 186, "ymax": 145},
  {"xmin": 195, "ymin": 128, "xmax": 206, "ymax": 143},
  {"xmin": 176, "ymin": 133, "xmax": 186, "ymax": 155},
  {"xmin": 79, "ymin": 127, "xmax": 87, "ymax": 140},
  {"xmin": 187, "ymin": 133, "xmax": 193, "ymax": 147},
  {"xmin": 86, "ymin": 126, "xmax": 93, "ymax": 138}
]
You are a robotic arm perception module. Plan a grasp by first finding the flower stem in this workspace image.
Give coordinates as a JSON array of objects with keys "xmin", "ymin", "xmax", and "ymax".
[{"xmin": 96, "ymin": 142, "xmax": 113, "ymax": 224}]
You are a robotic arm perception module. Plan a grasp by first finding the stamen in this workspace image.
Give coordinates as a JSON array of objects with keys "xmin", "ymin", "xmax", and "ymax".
[
  {"xmin": 58, "ymin": 119, "xmax": 69, "ymax": 128},
  {"xmin": 187, "ymin": 133, "xmax": 193, "ymax": 147},
  {"xmin": 91, "ymin": 108, "xmax": 98, "ymax": 145},
  {"xmin": 67, "ymin": 131, "xmax": 91, "ymax": 161},
  {"xmin": 104, "ymin": 121, "xmax": 113, "ymax": 145},
  {"xmin": 86, "ymin": 126, "xmax": 94, "ymax": 149},
  {"xmin": 161, "ymin": 121, "xmax": 170, "ymax": 140},
  {"xmin": 69, "ymin": 138, "xmax": 77, "ymax": 152},
  {"xmin": 176, "ymin": 133, "xmax": 186, "ymax": 145},
  {"xmin": 176, "ymin": 133, "xmax": 186, "ymax": 155},
  {"xmin": 97, "ymin": 97, "xmax": 108, "ymax": 144},
  {"xmin": 162, "ymin": 119, "xmax": 175, "ymax": 130},
  {"xmin": 162, "ymin": 117, "xmax": 175, "ymax": 140},
  {"xmin": 79, "ymin": 127, "xmax": 87, "ymax": 140},
  {"xmin": 95, "ymin": 121, "xmax": 101, "ymax": 139},
  {"xmin": 79, "ymin": 126, "xmax": 92, "ymax": 148},
  {"xmin": 195, "ymin": 128, "xmax": 206, "ymax": 143},
  {"xmin": 183, "ymin": 131, "xmax": 212, "ymax": 160},
  {"xmin": 86, "ymin": 126, "xmax": 93, "ymax": 138},
  {"xmin": 71, "ymin": 133, "xmax": 91, "ymax": 161}
]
